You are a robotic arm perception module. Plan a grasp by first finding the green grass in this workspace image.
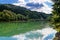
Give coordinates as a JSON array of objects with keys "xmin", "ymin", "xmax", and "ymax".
[{"xmin": 0, "ymin": 21, "xmax": 48, "ymax": 36}]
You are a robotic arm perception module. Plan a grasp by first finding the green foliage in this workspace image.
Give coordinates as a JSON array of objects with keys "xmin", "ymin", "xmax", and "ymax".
[
  {"xmin": 0, "ymin": 4, "xmax": 52, "ymax": 21},
  {"xmin": 17, "ymin": 14, "xmax": 28, "ymax": 21},
  {"xmin": 0, "ymin": 10, "xmax": 28, "ymax": 21},
  {"xmin": 52, "ymin": 0, "xmax": 60, "ymax": 40},
  {"xmin": 52, "ymin": 0, "xmax": 60, "ymax": 32}
]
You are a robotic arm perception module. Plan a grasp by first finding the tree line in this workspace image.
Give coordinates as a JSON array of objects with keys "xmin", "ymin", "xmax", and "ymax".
[
  {"xmin": 0, "ymin": 4, "xmax": 52, "ymax": 22},
  {"xmin": 0, "ymin": 10, "xmax": 28, "ymax": 21}
]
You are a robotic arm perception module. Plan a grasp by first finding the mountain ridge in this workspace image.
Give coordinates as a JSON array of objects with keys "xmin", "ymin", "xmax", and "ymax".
[{"xmin": 0, "ymin": 4, "xmax": 52, "ymax": 21}]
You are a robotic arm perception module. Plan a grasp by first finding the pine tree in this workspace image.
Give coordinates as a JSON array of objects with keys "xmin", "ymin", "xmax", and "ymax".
[
  {"xmin": 52, "ymin": 0, "xmax": 60, "ymax": 32},
  {"xmin": 52, "ymin": 0, "xmax": 60, "ymax": 40}
]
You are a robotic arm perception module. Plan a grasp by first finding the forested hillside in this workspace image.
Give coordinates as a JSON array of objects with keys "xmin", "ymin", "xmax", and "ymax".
[{"xmin": 0, "ymin": 4, "xmax": 52, "ymax": 21}]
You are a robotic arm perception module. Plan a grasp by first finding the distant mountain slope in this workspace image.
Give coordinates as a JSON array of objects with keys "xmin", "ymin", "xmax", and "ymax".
[{"xmin": 0, "ymin": 4, "xmax": 52, "ymax": 20}]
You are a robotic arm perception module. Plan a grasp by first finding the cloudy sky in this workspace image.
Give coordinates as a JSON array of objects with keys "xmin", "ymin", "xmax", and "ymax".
[{"xmin": 0, "ymin": 0, "xmax": 53, "ymax": 14}]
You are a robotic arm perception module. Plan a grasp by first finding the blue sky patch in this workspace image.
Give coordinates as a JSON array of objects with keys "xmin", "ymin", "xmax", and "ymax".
[
  {"xmin": 0, "ymin": 0, "xmax": 18, "ymax": 4},
  {"xmin": 26, "ymin": 3, "xmax": 44, "ymax": 9},
  {"xmin": 45, "ymin": 1, "xmax": 53, "ymax": 8},
  {"xmin": 24, "ymin": 0, "xmax": 29, "ymax": 2}
]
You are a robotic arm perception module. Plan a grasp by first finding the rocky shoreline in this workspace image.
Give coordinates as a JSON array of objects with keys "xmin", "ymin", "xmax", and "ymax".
[{"xmin": 53, "ymin": 32, "xmax": 60, "ymax": 40}]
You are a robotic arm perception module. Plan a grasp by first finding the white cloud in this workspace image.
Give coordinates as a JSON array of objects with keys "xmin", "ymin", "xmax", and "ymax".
[
  {"xmin": 28, "ymin": 0, "xmax": 46, "ymax": 3},
  {"xmin": 13, "ymin": 0, "xmax": 53, "ymax": 14},
  {"xmin": 13, "ymin": 0, "xmax": 26, "ymax": 7},
  {"xmin": 31, "ymin": 3, "xmax": 53, "ymax": 14},
  {"xmin": 27, "ymin": 0, "xmax": 53, "ymax": 4}
]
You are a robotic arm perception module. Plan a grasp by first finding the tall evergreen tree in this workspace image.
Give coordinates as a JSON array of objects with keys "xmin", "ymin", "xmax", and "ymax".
[
  {"xmin": 52, "ymin": 0, "xmax": 60, "ymax": 40},
  {"xmin": 52, "ymin": 0, "xmax": 60, "ymax": 31}
]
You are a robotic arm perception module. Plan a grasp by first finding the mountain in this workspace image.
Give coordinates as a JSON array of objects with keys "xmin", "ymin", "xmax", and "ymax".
[{"xmin": 0, "ymin": 4, "xmax": 52, "ymax": 21}]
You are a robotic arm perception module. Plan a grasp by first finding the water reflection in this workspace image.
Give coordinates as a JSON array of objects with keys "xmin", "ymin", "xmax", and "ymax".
[
  {"xmin": 0, "ymin": 27, "xmax": 57, "ymax": 40},
  {"xmin": 0, "ymin": 37, "xmax": 17, "ymax": 40},
  {"xmin": 43, "ymin": 33, "xmax": 56, "ymax": 40}
]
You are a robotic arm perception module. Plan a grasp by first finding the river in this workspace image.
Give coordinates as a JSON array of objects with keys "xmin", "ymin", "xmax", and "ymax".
[
  {"xmin": 0, "ymin": 28, "xmax": 57, "ymax": 40},
  {"xmin": 0, "ymin": 21, "xmax": 57, "ymax": 40}
]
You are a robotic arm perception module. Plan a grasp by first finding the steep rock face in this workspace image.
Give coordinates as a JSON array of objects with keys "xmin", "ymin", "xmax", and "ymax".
[{"xmin": 53, "ymin": 32, "xmax": 60, "ymax": 40}]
